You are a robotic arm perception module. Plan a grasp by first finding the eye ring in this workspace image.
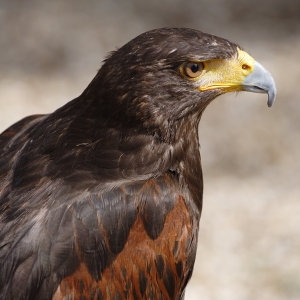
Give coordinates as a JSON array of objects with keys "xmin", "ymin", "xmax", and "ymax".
[{"xmin": 183, "ymin": 62, "xmax": 204, "ymax": 78}]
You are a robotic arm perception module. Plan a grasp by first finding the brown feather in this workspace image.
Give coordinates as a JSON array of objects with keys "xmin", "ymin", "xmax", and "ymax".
[{"xmin": 54, "ymin": 195, "xmax": 192, "ymax": 300}]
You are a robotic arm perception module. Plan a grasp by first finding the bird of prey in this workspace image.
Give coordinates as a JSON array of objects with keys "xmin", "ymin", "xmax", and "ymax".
[{"xmin": 0, "ymin": 28, "xmax": 276, "ymax": 300}]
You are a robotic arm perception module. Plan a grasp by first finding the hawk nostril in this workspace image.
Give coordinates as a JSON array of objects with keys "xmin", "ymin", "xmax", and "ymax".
[{"xmin": 242, "ymin": 64, "xmax": 251, "ymax": 70}]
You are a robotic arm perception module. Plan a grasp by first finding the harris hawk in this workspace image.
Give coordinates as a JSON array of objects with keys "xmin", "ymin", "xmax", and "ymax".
[{"xmin": 0, "ymin": 28, "xmax": 276, "ymax": 300}]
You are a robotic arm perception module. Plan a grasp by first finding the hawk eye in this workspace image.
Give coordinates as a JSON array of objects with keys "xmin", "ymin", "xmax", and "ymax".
[{"xmin": 183, "ymin": 62, "xmax": 204, "ymax": 78}]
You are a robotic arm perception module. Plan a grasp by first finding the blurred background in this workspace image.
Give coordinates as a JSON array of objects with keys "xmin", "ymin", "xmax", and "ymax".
[{"xmin": 0, "ymin": 0, "xmax": 299, "ymax": 299}]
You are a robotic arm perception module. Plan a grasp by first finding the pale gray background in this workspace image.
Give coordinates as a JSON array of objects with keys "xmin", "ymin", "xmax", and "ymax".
[{"xmin": 0, "ymin": 1, "xmax": 299, "ymax": 299}]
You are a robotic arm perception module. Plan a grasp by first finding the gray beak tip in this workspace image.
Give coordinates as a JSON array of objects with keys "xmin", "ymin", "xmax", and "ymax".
[
  {"xmin": 267, "ymin": 86, "xmax": 276, "ymax": 108},
  {"xmin": 243, "ymin": 61, "xmax": 276, "ymax": 108}
]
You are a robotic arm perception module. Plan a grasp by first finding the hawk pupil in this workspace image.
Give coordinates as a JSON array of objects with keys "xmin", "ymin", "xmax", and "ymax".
[{"xmin": 191, "ymin": 64, "xmax": 199, "ymax": 73}]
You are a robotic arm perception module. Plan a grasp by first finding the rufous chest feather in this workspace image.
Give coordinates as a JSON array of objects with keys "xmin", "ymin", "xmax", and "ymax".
[{"xmin": 53, "ymin": 195, "xmax": 196, "ymax": 300}]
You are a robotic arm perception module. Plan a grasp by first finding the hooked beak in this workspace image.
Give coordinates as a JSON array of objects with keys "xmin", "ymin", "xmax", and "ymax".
[
  {"xmin": 242, "ymin": 61, "xmax": 276, "ymax": 107},
  {"xmin": 195, "ymin": 49, "xmax": 276, "ymax": 107}
]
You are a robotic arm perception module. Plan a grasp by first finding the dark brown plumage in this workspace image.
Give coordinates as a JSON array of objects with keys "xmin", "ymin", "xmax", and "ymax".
[{"xmin": 0, "ymin": 28, "xmax": 275, "ymax": 300}]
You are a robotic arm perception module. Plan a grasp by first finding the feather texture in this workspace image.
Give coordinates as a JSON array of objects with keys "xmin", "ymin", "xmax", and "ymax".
[{"xmin": 0, "ymin": 28, "xmax": 239, "ymax": 299}]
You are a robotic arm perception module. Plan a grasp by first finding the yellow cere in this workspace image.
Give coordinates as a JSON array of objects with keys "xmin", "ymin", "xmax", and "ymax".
[{"xmin": 197, "ymin": 48, "xmax": 255, "ymax": 92}]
